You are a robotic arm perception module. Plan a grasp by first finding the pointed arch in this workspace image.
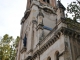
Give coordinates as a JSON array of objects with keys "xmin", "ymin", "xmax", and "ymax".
[
  {"xmin": 47, "ymin": 56, "xmax": 51, "ymax": 60},
  {"xmin": 55, "ymin": 51, "xmax": 59, "ymax": 60}
]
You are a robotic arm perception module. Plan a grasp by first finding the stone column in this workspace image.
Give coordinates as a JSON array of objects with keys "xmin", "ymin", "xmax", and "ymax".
[{"xmin": 37, "ymin": 10, "xmax": 44, "ymax": 42}]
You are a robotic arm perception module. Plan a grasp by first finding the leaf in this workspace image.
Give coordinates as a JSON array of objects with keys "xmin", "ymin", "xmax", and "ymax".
[{"xmin": 67, "ymin": 0, "xmax": 80, "ymax": 21}]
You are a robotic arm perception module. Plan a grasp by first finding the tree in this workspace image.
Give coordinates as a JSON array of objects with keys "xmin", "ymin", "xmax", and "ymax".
[
  {"xmin": 0, "ymin": 34, "xmax": 20, "ymax": 60},
  {"xmin": 0, "ymin": 42, "xmax": 3, "ymax": 60},
  {"xmin": 67, "ymin": 0, "xmax": 80, "ymax": 22},
  {"xmin": 11, "ymin": 36, "xmax": 20, "ymax": 60},
  {"xmin": 1, "ymin": 34, "xmax": 13, "ymax": 43},
  {"xmin": 0, "ymin": 34, "xmax": 12, "ymax": 60},
  {"xmin": 13, "ymin": 36, "xmax": 20, "ymax": 48}
]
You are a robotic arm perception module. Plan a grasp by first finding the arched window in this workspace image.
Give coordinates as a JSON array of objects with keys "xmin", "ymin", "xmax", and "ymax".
[
  {"xmin": 23, "ymin": 34, "xmax": 27, "ymax": 47},
  {"xmin": 56, "ymin": 52, "xmax": 59, "ymax": 60},
  {"xmin": 43, "ymin": 0, "xmax": 50, "ymax": 4},
  {"xmin": 47, "ymin": 0, "xmax": 49, "ymax": 3},
  {"xmin": 47, "ymin": 57, "xmax": 51, "ymax": 60},
  {"xmin": 55, "ymin": 51, "xmax": 59, "ymax": 60}
]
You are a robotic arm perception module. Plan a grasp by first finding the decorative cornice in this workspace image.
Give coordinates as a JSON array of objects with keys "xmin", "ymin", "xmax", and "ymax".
[
  {"xmin": 21, "ymin": 10, "xmax": 31, "ymax": 24},
  {"xmin": 25, "ymin": 56, "xmax": 32, "ymax": 60},
  {"xmin": 39, "ymin": 25, "xmax": 58, "ymax": 45},
  {"xmin": 61, "ymin": 18, "xmax": 80, "ymax": 31},
  {"xmin": 61, "ymin": 27, "xmax": 80, "ymax": 39},
  {"xmin": 20, "ymin": 47, "xmax": 26, "ymax": 53},
  {"xmin": 32, "ymin": 20, "xmax": 37, "ymax": 24},
  {"xmin": 27, "ymin": 49, "xmax": 33, "ymax": 54},
  {"xmin": 36, "ymin": 24, "xmax": 44, "ymax": 30},
  {"xmin": 31, "ymin": 27, "xmax": 80, "ymax": 59},
  {"xmin": 31, "ymin": 1, "xmax": 56, "ymax": 14}
]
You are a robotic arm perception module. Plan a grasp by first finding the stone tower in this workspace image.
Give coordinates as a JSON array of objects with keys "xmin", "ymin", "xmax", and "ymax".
[{"xmin": 16, "ymin": 0, "xmax": 80, "ymax": 60}]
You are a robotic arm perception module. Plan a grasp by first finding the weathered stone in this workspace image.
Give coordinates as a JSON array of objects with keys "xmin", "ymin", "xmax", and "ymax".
[{"xmin": 16, "ymin": 0, "xmax": 80, "ymax": 60}]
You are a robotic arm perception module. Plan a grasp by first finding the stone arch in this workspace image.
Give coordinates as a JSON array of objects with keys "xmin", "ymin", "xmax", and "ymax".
[
  {"xmin": 54, "ymin": 51, "xmax": 59, "ymax": 60},
  {"xmin": 47, "ymin": 56, "xmax": 51, "ymax": 60}
]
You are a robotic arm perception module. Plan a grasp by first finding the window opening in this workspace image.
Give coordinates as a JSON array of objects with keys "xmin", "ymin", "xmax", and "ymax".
[
  {"xmin": 43, "ymin": 0, "xmax": 50, "ymax": 3},
  {"xmin": 47, "ymin": 57, "xmax": 51, "ymax": 60},
  {"xmin": 23, "ymin": 34, "xmax": 27, "ymax": 47},
  {"xmin": 47, "ymin": 0, "xmax": 50, "ymax": 3},
  {"xmin": 43, "ymin": 0, "xmax": 46, "ymax": 2},
  {"xmin": 56, "ymin": 52, "xmax": 59, "ymax": 60}
]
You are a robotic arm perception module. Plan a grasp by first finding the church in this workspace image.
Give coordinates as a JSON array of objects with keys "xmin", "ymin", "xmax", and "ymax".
[{"xmin": 16, "ymin": 0, "xmax": 80, "ymax": 60}]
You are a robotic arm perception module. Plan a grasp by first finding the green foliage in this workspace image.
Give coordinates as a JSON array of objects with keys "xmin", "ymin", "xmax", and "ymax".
[
  {"xmin": 1, "ymin": 34, "xmax": 13, "ymax": 43},
  {"xmin": 0, "ymin": 44, "xmax": 3, "ymax": 60},
  {"xmin": 67, "ymin": 0, "xmax": 80, "ymax": 21},
  {"xmin": 14, "ymin": 36, "xmax": 20, "ymax": 47},
  {"xmin": 0, "ymin": 34, "xmax": 20, "ymax": 60},
  {"xmin": 62, "ymin": 18, "xmax": 80, "ymax": 30}
]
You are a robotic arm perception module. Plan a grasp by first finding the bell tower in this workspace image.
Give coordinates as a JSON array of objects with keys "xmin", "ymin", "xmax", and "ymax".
[
  {"xmin": 26, "ymin": 0, "xmax": 57, "ymax": 10},
  {"xmin": 16, "ymin": 0, "xmax": 79, "ymax": 60}
]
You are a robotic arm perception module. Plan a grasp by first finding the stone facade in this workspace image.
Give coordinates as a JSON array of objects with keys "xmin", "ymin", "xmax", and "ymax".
[{"xmin": 16, "ymin": 0, "xmax": 80, "ymax": 60}]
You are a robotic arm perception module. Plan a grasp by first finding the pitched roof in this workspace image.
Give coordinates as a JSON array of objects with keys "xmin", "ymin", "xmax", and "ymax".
[{"xmin": 57, "ymin": 1, "xmax": 66, "ymax": 10}]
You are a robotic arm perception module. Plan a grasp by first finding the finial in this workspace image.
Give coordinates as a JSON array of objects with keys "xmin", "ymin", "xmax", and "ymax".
[{"xmin": 38, "ymin": 9, "xmax": 44, "ymax": 17}]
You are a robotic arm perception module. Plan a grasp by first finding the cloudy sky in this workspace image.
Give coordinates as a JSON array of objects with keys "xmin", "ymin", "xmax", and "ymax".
[{"xmin": 0, "ymin": 0, "xmax": 75, "ymax": 38}]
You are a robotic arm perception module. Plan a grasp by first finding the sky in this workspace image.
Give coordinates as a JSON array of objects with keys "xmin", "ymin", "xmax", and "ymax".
[
  {"xmin": 0, "ymin": 0, "xmax": 27, "ymax": 38},
  {"xmin": 0, "ymin": 0, "xmax": 75, "ymax": 39}
]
